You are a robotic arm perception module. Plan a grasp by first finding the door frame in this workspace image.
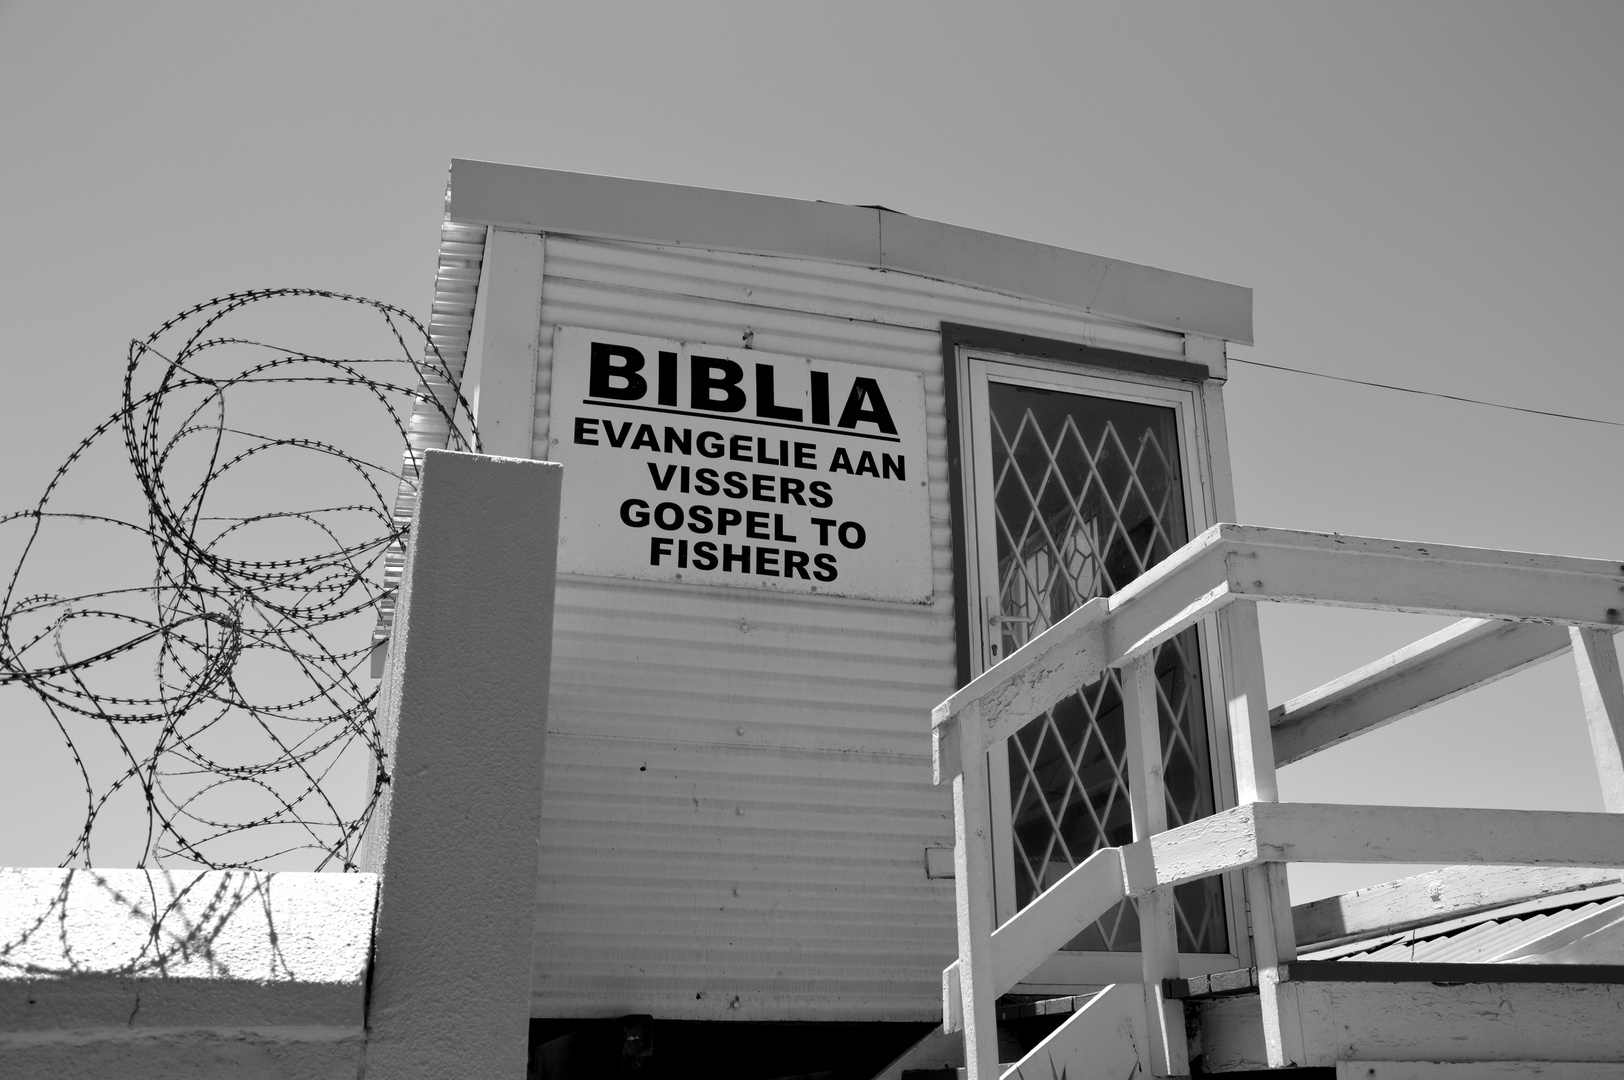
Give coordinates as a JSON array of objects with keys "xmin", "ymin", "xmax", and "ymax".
[{"xmin": 940, "ymin": 322, "xmax": 1249, "ymax": 989}]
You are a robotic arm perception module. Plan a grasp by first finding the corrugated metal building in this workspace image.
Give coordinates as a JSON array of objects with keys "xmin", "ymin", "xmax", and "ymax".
[{"xmin": 411, "ymin": 160, "xmax": 1255, "ymax": 1028}]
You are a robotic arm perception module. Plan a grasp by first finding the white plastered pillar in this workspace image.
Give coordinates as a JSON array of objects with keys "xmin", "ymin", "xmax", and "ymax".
[{"xmin": 361, "ymin": 449, "xmax": 563, "ymax": 1080}]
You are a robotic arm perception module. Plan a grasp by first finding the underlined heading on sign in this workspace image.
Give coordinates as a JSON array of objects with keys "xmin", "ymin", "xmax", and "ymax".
[
  {"xmin": 549, "ymin": 326, "xmax": 934, "ymax": 603},
  {"xmin": 579, "ymin": 398, "xmax": 904, "ymax": 443}
]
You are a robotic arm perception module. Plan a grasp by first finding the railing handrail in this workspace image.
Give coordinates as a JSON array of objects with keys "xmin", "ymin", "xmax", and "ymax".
[
  {"xmin": 934, "ymin": 522, "xmax": 1624, "ymax": 782},
  {"xmin": 935, "ymin": 522, "xmax": 1624, "ymax": 1078}
]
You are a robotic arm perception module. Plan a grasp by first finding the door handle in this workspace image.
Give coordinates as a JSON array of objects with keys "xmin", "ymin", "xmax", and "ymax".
[{"xmin": 986, "ymin": 612, "xmax": 1035, "ymax": 659}]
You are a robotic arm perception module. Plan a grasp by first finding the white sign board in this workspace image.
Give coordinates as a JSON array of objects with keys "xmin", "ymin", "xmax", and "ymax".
[{"xmin": 548, "ymin": 326, "xmax": 933, "ymax": 603}]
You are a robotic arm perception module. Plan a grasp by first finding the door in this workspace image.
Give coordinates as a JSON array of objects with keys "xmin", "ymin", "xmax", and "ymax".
[{"xmin": 957, "ymin": 347, "xmax": 1242, "ymax": 986}]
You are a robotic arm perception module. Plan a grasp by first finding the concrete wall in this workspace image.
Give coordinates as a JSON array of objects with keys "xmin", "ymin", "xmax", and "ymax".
[
  {"xmin": 362, "ymin": 450, "xmax": 563, "ymax": 1079},
  {"xmin": 2, "ymin": 450, "xmax": 565, "ymax": 1079},
  {"xmin": 0, "ymin": 867, "xmax": 376, "ymax": 1079}
]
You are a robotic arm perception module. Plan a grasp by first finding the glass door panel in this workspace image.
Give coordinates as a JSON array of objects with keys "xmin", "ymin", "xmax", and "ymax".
[{"xmin": 967, "ymin": 362, "xmax": 1229, "ymax": 959}]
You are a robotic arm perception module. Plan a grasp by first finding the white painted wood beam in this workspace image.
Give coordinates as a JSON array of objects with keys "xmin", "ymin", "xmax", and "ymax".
[
  {"xmin": 1222, "ymin": 602, "xmax": 1278, "ymax": 805},
  {"xmin": 1104, "ymin": 532, "xmax": 1237, "ymax": 662},
  {"xmin": 1335, "ymin": 1061, "xmax": 1624, "ymax": 1079},
  {"xmin": 1265, "ymin": 803, "xmax": 1624, "ymax": 869},
  {"xmin": 932, "ymin": 597, "xmax": 1110, "ymax": 784},
  {"xmin": 989, "ymin": 846, "xmax": 1126, "ymax": 997},
  {"xmin": 948, "ymin": 701, "xmax": 1000, "ymax": 1080},
  {"xmin": 940, "ymin": 847, "xmax": 1126, "ymax": 1034},
  {"xmin": 1221, "ymin": 525, "xmax": 1624, "ymax": 629},
  {"xmin": 1124, "ymin": 654, "xmax": 1188, "ymax": 1076},
  {"xmin": 1248, "ymin": 860, "xmax": 1305, "ymax": 1068},
  {"xmin": 1573, "ymin": 626, "xmax": 1624, "ymax": 813},
  {"xmin": 1128, "ymin": 804, "xmax": 1259, "ymax": 892},
  {"xmin": 1142, "ymin": 802, "xmax": 1624, "ymax": 892},
  {"xmin": 1272, "ymin": 619, "xmax": 1576, "ymax": 766},
  {"xmin": 1213, "ymin": 597, "xmax": 1303, "ymax": 1068},
  {"xmin": 934, "ymin": 524, "xmax": 1624, "ymax": 783},
  {"xmin": 1293, "ymin": 864, "xmax": 1622, "ymax": 949},
  {"xmin": 1202, "ymin": 981, "xmax": 1624, "ymax": 1072},
  {"xmin": 1220, "ymin": 524, "xmax": 1624, "ymax": 578},
  {"xmin": 1297, "ymin": 980, "xmax": 1624, "ymax": 1070}
]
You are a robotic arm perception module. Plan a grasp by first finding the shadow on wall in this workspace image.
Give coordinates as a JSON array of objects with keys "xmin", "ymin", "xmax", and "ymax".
[
  {"xmin": 0, "ymin": 866, "xmax": 376, "ymax": 1077},
  {"xmin": 0, "ymin": 866, "xmax": 377, "ymax": 981}
]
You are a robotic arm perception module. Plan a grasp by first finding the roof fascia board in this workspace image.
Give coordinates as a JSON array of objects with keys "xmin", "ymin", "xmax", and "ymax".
[
  {"xmin": 449, "ymin": 159, "xmax": 881, "ymax": 267},
  {"xmin": 877, "ymin": 210, "xmax": 1252, "ymax": 345},
  {"xmin": 448, "ymin": 159, "xmax": 1254, "ymax": 346}
]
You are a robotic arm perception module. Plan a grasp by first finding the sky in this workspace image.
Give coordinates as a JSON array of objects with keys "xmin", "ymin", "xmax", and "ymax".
[{"xmin": 1, "ymin": 1, "xmax": 1622, "ymax": 902}]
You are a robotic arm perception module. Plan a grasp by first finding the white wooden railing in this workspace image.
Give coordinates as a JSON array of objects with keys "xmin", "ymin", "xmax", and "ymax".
[{"xmin": 933, "ymin": 523, "xmax": 1624, "ymax": 1079}]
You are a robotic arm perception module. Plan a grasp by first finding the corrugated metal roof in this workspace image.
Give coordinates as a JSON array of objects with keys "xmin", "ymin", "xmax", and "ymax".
[
  {"xmin": 1302, "ymin": 882, "xmax": 1624, "ymax": 966},
  {"xmin": 372, "ymin": 218, "xmax": 484, "ymax": 652}
]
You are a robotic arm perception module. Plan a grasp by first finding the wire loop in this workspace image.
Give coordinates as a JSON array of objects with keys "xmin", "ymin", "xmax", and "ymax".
[{"xmin": 0, "ymin": 289, "xmax": 477, "ymax": 870}]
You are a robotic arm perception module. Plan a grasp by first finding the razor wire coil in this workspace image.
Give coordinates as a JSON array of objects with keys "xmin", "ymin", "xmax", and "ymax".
[{"xmin": 0, "ymin": 289, "xmax": 477, "ymax": 871}]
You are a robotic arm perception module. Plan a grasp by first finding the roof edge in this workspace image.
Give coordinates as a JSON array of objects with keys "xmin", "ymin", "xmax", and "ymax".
[{"xmin": 446, "ymin": 159, "xmax": 1253, "ymax": 346}]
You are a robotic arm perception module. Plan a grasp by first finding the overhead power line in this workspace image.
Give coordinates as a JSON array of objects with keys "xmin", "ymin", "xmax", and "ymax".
[{"xmin": 1230, "ymin": 357, "xmax": 1624, "ymax": 430}]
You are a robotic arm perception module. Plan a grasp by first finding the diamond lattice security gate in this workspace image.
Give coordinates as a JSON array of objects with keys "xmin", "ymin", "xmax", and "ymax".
[{"xmin": 989, "ymin": 382, "xmax": 1227, "ymax": 954}]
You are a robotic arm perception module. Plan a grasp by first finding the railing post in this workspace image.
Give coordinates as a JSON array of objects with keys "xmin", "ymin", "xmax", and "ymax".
[
  {"xmin": 1572, "ymin": 627, "xmax": 1624, "ymax": 812},
  {"xmin": 1218, "ymin": 600, "xmax": 1305, "ymax": 1069},
  {"xmin": 1122, "ymin": 654, "xmax": 1188, "ymax": 1076},
  {"xmin": 951, "ymin": 701, "xmax": 1001, "ymax": 1080}
]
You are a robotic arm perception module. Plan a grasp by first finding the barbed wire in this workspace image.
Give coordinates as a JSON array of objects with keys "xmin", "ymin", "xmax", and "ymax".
[{"xmin": 0, "ymin": 289, "xmax": 477, "ymax": 871}]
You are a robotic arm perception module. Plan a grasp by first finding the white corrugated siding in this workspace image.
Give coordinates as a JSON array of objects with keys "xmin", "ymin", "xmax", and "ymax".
[
  {"xmin": 375, "ymin": 220, "xmax": 485, "ymax": 647},
  {"xmin": 527, "ymin": 235, "xmax": 1186, "ymax": 1020}
]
